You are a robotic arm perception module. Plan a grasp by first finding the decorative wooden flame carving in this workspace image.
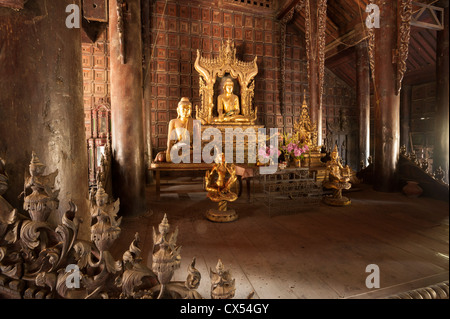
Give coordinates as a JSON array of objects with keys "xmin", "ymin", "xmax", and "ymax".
[
  {"xmin": 367, "ymin": 0, "xmax": 376, "ymax": 84},
  {"xmin": 280, "ymin": 7, "xmax": 296, "ymax": 115},
  {"xmin": 0, "ymin": 154, "xmax": 248, "ymax": 299},
  {"xmin": 396, "ymin": 0, "xmax": 413, "ymax": 94},
  {"xmin": 116, "ymin": 0, "xmax": 126, "ymax": 64},
  {"xmin": 317, "ymin": 0, "xmax": 328, "ymax": 110}
]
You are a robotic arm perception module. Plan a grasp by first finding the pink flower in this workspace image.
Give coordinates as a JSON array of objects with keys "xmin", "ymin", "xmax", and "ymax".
[
  {"xmin": 294, "ymin": 148, "xmax": 302, "ymax": 157},
  {"xmin": 287, "ymin": 143, "xmax": 295, "ymax": 152},
  {"xmin": 258, "ymin": 147, "xmax": 268, "ymax": 158}
]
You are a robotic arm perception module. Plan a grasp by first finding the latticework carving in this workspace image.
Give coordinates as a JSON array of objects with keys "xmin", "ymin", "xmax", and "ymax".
[{"xmin": 387, "ymin": 281, "xmax": 449, "ymax": 299}]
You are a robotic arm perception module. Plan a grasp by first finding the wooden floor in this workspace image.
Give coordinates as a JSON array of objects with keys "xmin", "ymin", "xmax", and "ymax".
[{"xmin": 111, "ymin": 181, "xmax": 449, "ymax": 299}]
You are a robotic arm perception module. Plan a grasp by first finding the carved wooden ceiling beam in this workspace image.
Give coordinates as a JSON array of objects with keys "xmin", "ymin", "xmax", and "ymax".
[
  {"xmin": 0, "ymin": 0, "xmax": 27, "ymax": 10},
  {"xmin": 276, "ymin": 0, "xmax": 302, "ymax": 20},
  {"xmin": 411, "ymin": 1, "xmax": 445, "ymax": 30}
]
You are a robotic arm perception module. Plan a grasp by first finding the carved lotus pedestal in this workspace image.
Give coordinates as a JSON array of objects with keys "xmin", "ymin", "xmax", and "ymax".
[
  {"xmin": 322, "ymin": 193, "xmax": 351, "ymax": 206},
  {"xmin": 206, "ymin": 200, "xmax": 238, "ymax": 223}
]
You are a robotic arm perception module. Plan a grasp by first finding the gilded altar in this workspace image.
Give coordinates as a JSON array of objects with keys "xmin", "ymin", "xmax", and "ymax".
[
  {"xmin": 194, "ymin": 39, "xmax": 258, "ymax": 125},
  {"xmin": 194, "ymin": 39, "xmax": 263, "ymax": 164},
  {"xmin": 292, "ymin": 92, "xmax": 327, "ymax": 182}
]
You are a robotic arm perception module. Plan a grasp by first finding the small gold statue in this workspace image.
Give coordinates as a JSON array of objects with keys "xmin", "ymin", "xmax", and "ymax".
[
  {"xmin": 154, "ymin": 97, "xmax": 194, "ymax": 163},
  {"xmin": 205, "ymin": 153, "xmax": 238, "ymax": 222},
  {"xmin": 293, "ymin": 91, "xmax": 318, "ymax": 148},
  {"xmin": 322, "ymin": 145, "xmax": 352, "ymax": 206}
]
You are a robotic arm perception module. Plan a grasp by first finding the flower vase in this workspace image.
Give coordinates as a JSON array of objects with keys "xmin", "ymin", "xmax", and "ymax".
[
  {"xmin": 402, "ymin": 181, "xmax": 423, "ymax": 198},
  {"xmin": 294, "ymin": 158, "xmax": 301, "ymax": 168},
  {"xmin": 284, "ymin": 154, "xmax": 291, "ymax": 167}
]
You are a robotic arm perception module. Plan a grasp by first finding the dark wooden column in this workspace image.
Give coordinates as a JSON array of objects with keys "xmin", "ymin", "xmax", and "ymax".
[
  {"xmin": 373, "ymin": 0, "xmax": 401, "ymax": 192},
  {"xmin": 400, "ymin": 84, "xmax": 412, "ymax": 153},
  {"xmin": 141, "ymin": 0, "xmax": 153, "ymax": 183},
  {"xmin": 109, "ymin": 0, "xmax": 146, "ymax": 215},
  {"xmin": 356, "ymin": 41, "xmax": 371, "ymax": 166},
  {"xmin": 435, "ymin": 2, "xmax": 449, "ymax": 181},
  {"xmin": 0, "ymin": 0, "xmax": 90, "ymax": 240}
]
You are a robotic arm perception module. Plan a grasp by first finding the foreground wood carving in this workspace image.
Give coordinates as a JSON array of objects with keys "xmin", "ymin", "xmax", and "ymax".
[{"xmin": 0, "ymin": 153, "xmax": 243, "ymax": 299}]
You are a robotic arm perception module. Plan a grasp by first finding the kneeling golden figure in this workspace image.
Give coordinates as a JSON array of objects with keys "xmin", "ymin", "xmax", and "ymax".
[
  {"xmin": 323, "ymin": 145, "xmax": 352, "ymax": 206},
  {"xmin": 205, "ymin": 153, "xmax": 238, "ymax": 222}
]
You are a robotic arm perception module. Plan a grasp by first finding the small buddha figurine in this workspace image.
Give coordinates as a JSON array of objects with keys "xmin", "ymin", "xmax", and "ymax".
[
  {"xmin": 205, "ymin": 153, "xmax": 238, "ymax": 222},
  {"xmin": 22, "ymin": 152, "xmax": 59, "ymax": 222},
  {"xmin": 154, "ymin": 97, "xmax": 194, "ymax": 163},
  {"xmin": 152, "ymin": 214, "xmax": 181, "ymax": 299},
  {"xmin": 89, "ymin": 183, "xmax": 121, "ymax": 252},
  {"xmin": 323, "ymin": 145, "xmax": 352, "ymax": 206},
  {"xmin": 210, "ymin": 259, "xmax": 235, "ymax": 299},
  {"xmin": 433, "ymin": 166, "xmax": 446, "ymax": 184}
]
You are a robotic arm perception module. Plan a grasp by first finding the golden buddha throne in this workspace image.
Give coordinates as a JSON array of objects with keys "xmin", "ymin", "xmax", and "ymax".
[{"xmin": 194, "ymin": 39, "xmax": 258, "ymax": 125}]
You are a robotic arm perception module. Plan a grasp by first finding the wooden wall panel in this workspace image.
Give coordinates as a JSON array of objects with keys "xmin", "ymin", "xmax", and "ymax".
[
  {"xmin": 148, "ymin": 0, "xmax": 357, "ymax": 154},
  {"xmin": 148, "ymin": 0, "xmax": 281, "ymax": 151}
]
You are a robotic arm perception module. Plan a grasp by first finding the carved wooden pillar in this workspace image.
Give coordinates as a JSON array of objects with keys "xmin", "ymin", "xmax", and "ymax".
[
  {"xmin": 400, "ymin": 84, "xmax": 412, "ymax": 153},
  {"xmin": 373, "ymin": 0, "xmax": 401, "ymax": 192},
  {"xmin": 356, "ymin": 41, "xmax": 371, "ymax": 167},
  {"xmin": 109, "ymin": 0, "xmax": 146, "ymax": 215},
  {"xmin": 0, "ymin": 0, "xmax": 90, "ymax": 240},
  {"xmin": 435, "ymin": 2, "xmax": 449, "ymax": 181},
  {"xmin": 141, "ymin": 0, "xmax": 153, "ymax": 183},
  {"xmin": 305, "ymin": 0, "xmax": 327, "ymax": 146}
]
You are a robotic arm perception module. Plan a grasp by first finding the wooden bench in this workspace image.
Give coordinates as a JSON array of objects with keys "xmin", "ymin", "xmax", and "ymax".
[{"xmin": 149, "ymin": 162, "xmax": 255, "ymax": 201}]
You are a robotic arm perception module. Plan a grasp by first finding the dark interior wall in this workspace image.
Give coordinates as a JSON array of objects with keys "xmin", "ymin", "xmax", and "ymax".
[
  {"xmin": 0, "ymin": 0, "xmax": 91, "ymax": 240},
  {"xmin": 410, "ymin": 82, "xmax": 437, "ymax": 165},
  {"xmin": 82, "ymin": 29, "xmax": 110, "ymax": 138}
]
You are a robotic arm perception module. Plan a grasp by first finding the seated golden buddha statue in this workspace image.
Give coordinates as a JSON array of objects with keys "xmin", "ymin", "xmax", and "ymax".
[
  {"xmin": 322, "ymin": 145, "xmax": 352, "ymax": 206},
  {"xmin": 154, "ymin": 97, "xmax": 194, "ymax": 163},
  {"xmin": 205, "ymin": 153, "xmax": 238, "ymax": 222},
  {"xmin": 214, "ymin": 79, "xmax": 247, "ymax": 123}
]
